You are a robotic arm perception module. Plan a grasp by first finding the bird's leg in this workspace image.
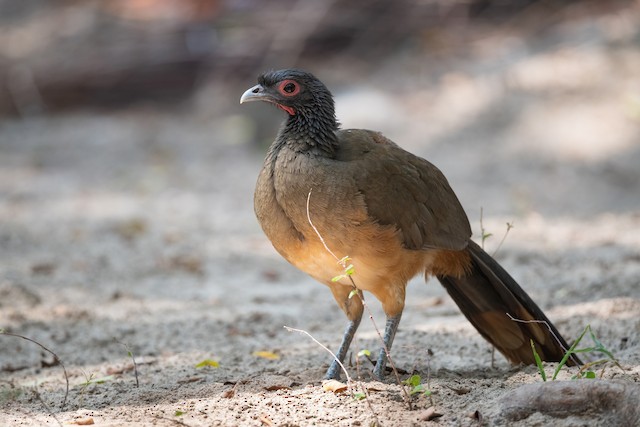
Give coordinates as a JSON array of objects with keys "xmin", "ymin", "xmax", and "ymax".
[
  {"xmin": 324, "ymin": 312, "xmax": 363, "ymax": 380},
  {"xmin": 325, "ymin": 283, "xmax": 365, "ymax": 380},
  {"xmin": 373, "ymin": 313, "xmax": 403, "ymax": 380}
]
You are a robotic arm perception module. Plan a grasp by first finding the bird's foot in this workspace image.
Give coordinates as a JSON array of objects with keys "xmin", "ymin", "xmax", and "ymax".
[
  {"xmin": 372, "ymin": 350, "xmax": 388, "ymax": 380},
  {"xmin": 324, "ymin": 360, "xmax": 342, "ymax": 381}
]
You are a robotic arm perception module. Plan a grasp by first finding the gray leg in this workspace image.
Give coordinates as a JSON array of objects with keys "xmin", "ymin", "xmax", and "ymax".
[
  {"xmin": 373, "ymin": 313, "xmax": 403, "ymax": 379},
  {"xmin": 324, "ymin": 314, "xmax": 362, "ymax": 380}
]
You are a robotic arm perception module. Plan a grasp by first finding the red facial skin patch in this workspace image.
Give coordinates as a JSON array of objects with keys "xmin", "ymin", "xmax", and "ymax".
[
  {"xmin": 277, "ymin": 104, "xmax": 296, "ymax": 115},
  {"xmin": 278, "ymin": 80, "xmax": 301, "ymax": 97}
]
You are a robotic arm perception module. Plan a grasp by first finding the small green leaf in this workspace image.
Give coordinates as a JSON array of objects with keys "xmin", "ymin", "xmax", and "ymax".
[
  {"xmin": 403, "ymin": 374, "xmax": 421, "ymax": 388},
  {"xmin": 337, "ymin": 256, "xmax": 351, "ymax": 265},
  {"xmin": 411, "ymin": 384, "xmax": 426, "ymax": 395},
  {"xmin": 586, "ymin": 326, "xmax": 617, "ymax": 360},
  {"xmin": 584, "ymin": 371, "xmax": 596, "ymax": 379},
  {"xmin": 530, "ymin": 339, "xmax": 547, "ymax": 382},
  {"xmin": 552, "ymin": 325, "xmax": 589, "ymax": 380},
  {"xmin": 587, "ymin": 325, "xmax": 603, "ymax": 348},
  {"xmin": 94, "ymin": 376, "xmax": 114, "ymax": 384},
  {"xmin": 83, "ymin": 375, "xmax": 114, "ymax": 385},
  {"xmin": 357, "ymin": 349, "xmax": 371, "ymax": 358},
  {"xmin": 348, "ymin": 289, "xmax": 359, "ymax": 299},
  {"xmin": 353, "ymin": 392, "xmax": 366, "ymax": 400},
  {"xmin": 345, "ymin": 264, "xmax": 355, "ymax": 275},
  {"xmin": 175, "ymin": 410, "xmax": 185, "ymax": 416},
  {"xmin": 332, "ymin": 274, "xmax": 346, "ymax": 282},
  {"xmin": 195, "ymin": 359, "xmax": 219, "ymax": 368}
]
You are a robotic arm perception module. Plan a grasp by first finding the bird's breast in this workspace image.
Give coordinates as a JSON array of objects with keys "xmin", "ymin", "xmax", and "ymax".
[{"xmin": 254, "ymin": 146, "xmax": 433, "ymax": 291}]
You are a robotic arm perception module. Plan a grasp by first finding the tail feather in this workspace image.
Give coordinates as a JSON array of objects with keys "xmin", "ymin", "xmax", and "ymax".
[{"xmin": 437, "ymin": 240, "xmax": 581, "ymax": 366}]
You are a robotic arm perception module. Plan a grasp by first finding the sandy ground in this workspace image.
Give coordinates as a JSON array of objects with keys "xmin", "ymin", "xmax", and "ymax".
[{"xmin": 2, "ymin": 16, "xmax": 640, "ymax": 426}]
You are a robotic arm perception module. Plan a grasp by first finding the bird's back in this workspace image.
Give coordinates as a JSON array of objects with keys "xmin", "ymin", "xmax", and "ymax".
[{"xmin": 334, "ymin": 128, "xmax": 472, "ymax": 252}]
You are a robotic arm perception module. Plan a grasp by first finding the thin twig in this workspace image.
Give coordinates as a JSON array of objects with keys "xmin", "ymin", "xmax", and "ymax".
[
  {"xmin": 479, "ymin": 207, "xmax": 491, "ymax": 250},
  {"xmin": 283, "ymin": 326, "xmax": 352, "ymax": 385},
  {"xmin": 479, "ymin": 208, "xmax": 502, "ymax": 364},
  {"xmin": 306, "ymin": 189, "xmax": 413, "ymax": 410},
  {"xmin": 114, "ymin": 338, "xmax": 139, "ymax": 388},
  {"xmin": 505, "ymin": 314, "xmax": 575, "ymax": 363},
  {"xmin": 355, "ymin": 349, "xmax": 380, "ymax": 425},
  {"xmin": 306, "ymin": 189, "xmax": 341, "ymax": 262},
  {"xmin": 32, "ymin": 385, "xmax": 63, "ymax": 427},
  {"xmin": 0, "ymin": 330, "xmax": 69, "ymax": 409},
  {"xmin": 425, "ymin": 350, "xmax": 434, "ymax": 407},
  {"xmin": 492, "ymin": 222, "xmax": 514, "ymax": 257}
]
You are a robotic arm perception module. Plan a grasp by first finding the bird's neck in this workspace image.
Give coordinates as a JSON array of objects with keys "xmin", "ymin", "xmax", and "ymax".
[{"xmin": 277, "ymin": 107, "xmax": 339, "ymax": 157}]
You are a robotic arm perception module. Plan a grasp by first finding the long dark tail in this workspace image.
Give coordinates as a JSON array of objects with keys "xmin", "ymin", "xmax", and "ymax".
[{"xmin": 437, "ymin": 240, "xmax": 581, "ymax": 366}]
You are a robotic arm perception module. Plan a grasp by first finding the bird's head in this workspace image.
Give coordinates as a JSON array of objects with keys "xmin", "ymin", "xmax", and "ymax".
[{"xmin": 240, "ymin": 69, "xmax": 334, "ymax": 119}]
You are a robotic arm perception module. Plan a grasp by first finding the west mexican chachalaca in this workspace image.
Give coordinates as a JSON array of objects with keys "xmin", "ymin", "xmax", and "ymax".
[{"xmin": 240, "ymin": 69, "xmax": 581, "ymax": 380}]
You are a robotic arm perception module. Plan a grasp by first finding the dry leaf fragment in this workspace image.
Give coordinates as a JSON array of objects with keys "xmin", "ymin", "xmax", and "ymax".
[
  {"xmin": 73, "ymin": 418, "xmax": 95, "ymax": 425},
  {"xmin": 105, "ymin": 357, "xmax": 155, "ymax": 374},
  {"xmin": 322, "ymin": 379, "xmax": 348, "ymax": 393},
  {"xmin": 259, "ymin": 413, "xmax": 275, "ymax": 426},
  {"xmin": 106, "ymin": 363, "xmax": 134, "ymax": 375},
  {"xmin": 261, "ymin": 269, "xmax": 280, "ymax": 282},
  {"xmin": 222, "ymin": 389, "xmax": 235, "ymax": 398},
  {"xmin": 166, "ymin": 254, "xmax": 204, "ymax": 275},
  {"xmin": 194, "ymin": 359, "xmax": 219, "ymax": 368},
  {"xmin": 469, "ymin": 410, "xmax": 483, "ymax": 423},
  {"xmin": 114, "ymin": 218, "xmax": 147, "ymax": 241},
  {"xmin": 264, "ymin": 384, "xmax": 290, "ymax": 391},
  {"xmin": 177, "ymin": 376, "xmax": 204, "ymax": 384},
  {"xmin": 420, "ymin": 407, "xmax": 444, "ymax": 421},
  {"xmin": 253, "ymin": 351, "xmax": 280, "ymax": 360},
  {"xmin": 31, "ymin": 262, "xmax": 56, "ymax": 276},
  {"xmin": 447, "ymin": 385, "xmax": 471, "ymax": 395}
]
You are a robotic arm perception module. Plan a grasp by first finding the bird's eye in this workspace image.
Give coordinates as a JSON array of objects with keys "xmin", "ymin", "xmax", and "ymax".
[{"xmin": 278, "ymin": 80, "xmax": 300, "ymax": 96}]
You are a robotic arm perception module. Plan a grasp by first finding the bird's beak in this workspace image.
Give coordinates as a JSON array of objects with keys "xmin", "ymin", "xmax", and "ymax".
[{"xmin": 240, "ymin": 84, "xmax": 268, "ymax": 104}]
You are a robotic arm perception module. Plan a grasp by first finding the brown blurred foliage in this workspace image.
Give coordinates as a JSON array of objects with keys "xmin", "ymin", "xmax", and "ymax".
[{"xmin": 0, "ymin": 0, "xmax": 634, "ymax": 117}]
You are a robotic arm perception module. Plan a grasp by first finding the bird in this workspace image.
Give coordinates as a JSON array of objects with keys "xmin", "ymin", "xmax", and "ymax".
[{"xmin": 240, "ymin": 69, "xmax": 581, "ymax": 380}]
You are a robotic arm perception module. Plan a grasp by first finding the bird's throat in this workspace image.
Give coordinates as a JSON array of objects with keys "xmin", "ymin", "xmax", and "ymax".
[{"xmin": 281, "ymin": 111, "xmax": 339, "ymax": 156}]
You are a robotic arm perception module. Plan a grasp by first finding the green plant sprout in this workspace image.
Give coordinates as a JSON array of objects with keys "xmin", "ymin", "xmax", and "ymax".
[
  {"xmin": 331, "ymin": 256, "xmax": 355, "ymax": 281},
  {"xmin": 531, "ymin": 324, "xmax": 621, "ymax": 381},
  {"xmin": 403, "ymin": 374, "xmax": 432, "ymax": 397}
]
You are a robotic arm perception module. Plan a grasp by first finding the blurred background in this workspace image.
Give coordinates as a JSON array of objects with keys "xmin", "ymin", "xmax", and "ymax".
[
  {"xmin": 1, "ymin": 0, "xmax": 639, "ymax": 379},
  {"xmin": 1, "ymin": 0, "xmax": 639, "ymax": 212}
]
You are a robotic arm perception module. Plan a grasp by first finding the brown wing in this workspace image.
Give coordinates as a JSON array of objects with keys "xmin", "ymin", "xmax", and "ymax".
[{"xmin": 335, "ymin": 129, "xmax": 471, "ymax": 251}]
